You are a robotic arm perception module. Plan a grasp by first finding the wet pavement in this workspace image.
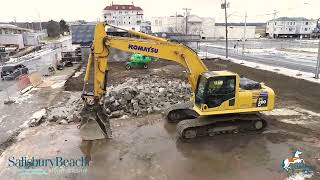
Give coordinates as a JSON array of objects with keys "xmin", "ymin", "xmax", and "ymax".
[
  {"xmin": 0, "ymin": 112, "xmax": 319, "ymax": 180},
  {"xmin": 0, "ymin": 66, "xmax": 79, "ymax": 147}
]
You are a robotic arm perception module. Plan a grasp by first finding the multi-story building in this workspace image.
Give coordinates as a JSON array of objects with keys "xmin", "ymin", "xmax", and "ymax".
[
  {"xmin": 103, "ymin": 3, "xmax": 143, "ymax": 31},
  {"xmin": 266, "ymin": 17, "xmax": 315, "ymax": 38},
  {"xmin": 151, "ymin": 15, "xmax": 215, "ymax": 39}
]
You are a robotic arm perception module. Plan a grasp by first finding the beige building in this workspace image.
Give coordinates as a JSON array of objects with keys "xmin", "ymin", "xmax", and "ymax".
[{"xmin": 151, "ymin": 15, "xmax": 215, "ymax": 39}]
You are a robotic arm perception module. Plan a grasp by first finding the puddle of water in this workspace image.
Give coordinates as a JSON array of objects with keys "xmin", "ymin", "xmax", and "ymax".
[{"xmin": 80, "ymin": 119, "xmax": 292, "ymax": 180}]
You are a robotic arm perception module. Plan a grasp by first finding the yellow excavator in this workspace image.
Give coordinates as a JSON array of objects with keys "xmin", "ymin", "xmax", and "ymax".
[{"xmin": 80, "ymin": 22, "xmax": 275, "ymax": 140}]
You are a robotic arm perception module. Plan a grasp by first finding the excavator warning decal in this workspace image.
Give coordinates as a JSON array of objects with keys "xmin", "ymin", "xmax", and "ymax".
[{"xmin": 256, "ymin": 92, "xmax": 268, "ymax": 107}]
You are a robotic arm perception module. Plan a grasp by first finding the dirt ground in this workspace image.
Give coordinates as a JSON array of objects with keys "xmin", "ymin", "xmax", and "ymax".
[
  {"xmin": 1, "ymin": 59, "xmax": 320, "ymax": 180},
  {"xmin": 63, "ymin": 59, "xmax": 320, "ymax": 179},
  {"xmin": 65, "ymin": 59, "xmax": 320, "ymax": 113}
]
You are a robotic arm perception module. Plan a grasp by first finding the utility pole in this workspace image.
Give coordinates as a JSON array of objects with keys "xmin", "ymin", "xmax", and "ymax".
[
  {"xmin": 175, "ymin": 12, "xmax": 178, "ymax": 32},
  {"xmin": 182, "ymin": 8, "xmax": 191, "ymax": 34},
  {"xmin": 223, "ymin": 0, "xmax": 229, "ymax": 58},
  {"xmin": 38, "ymin": 13, "xmax": 43, "ymax": 31},
  {"xmin": 315, "ymin": 18, "xmax": 320, "ymax": 79},
  {"xmin": 271, "ymin": 10, "xmax": 278, "ymax": 38},
  {"xmin": 242, "ymin": 12, "xmax": 247, "ymax": 58},
  {"xmin": 316, "ymin": 39, "xmax": 320, "ymax": 79}
]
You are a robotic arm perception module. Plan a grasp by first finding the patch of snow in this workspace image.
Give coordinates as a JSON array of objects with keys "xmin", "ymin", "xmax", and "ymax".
[
  {"xmin": 285, "ymin": 172, "xmax": 313, "ymax": 180},
  {"xmin": 198, "ymin": 52, "xmax": 320, "ymax": 85},
  {"xmin": 0, "ymin": 115, "xmax": 8, "ymax": 124},
  {"xmin": 294, "ymin": 108, "xmax": 320, "ymax": 117},
  {"xmin": 289, "ymin": 48, "xmax": 318, "ymax": 53},
  {"xmin": 51, "ymin": 80, "xmax": 66, "ymax": 89},
  {"xmin": 12, "ymin": 92, "xmax": 33, "ymax": 104},
  {"xmin": 72, "ymin": 71, "xmax": 83, "ymax": 78},
  {"xmin": 262, "ymin": 108, "xmax": 302, "ymax": 116},
  {"xmin": 278, "ymin": 118, "xmax": 313, "ymax": 125},
  {"xmin": 30, "ymin": 109, "xmax": 46, "ymax": 121}
]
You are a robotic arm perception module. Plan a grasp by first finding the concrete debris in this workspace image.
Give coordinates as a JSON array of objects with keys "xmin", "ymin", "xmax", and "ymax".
[
  {"xmin": 104, "ymin": 76, "xmax": 191, "ymax": 117},
  {"xmin": 45, "ymin": 93, "xmax": 83, "ymax": 124},
  {"xmin": 3, "ymin": 100, "xmax": 15, "ymax": 105},
  {"xmin": 28, "ymin": 109, "xmax": 47, "ymax": 127}
]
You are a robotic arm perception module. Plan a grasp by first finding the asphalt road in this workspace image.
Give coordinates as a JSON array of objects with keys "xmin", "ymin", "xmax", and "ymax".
[{"xmin": 200, "ymin": 44, "xmax": 318, "ymax": 73}]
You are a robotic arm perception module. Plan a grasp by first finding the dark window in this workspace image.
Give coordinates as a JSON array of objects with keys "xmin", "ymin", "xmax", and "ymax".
[
  {"xmin": 195, "ymin": 76, "xmax": 207, "ymax": 105},
  {"xmin": 206, "ymin": 76, "xmax": 236, "ymax": 108}
]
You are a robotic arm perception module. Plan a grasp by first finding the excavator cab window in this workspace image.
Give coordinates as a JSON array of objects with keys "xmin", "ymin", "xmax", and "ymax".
[
  {"xmin": 195, "ymin": 75, "xmax": 208, "ymax": 105},
  {"xmin": 206, "ymin": 76, "xmax": 236, "ymax": 108},
  {"xmin": 195, "ymin": 75, "xmax": 236, "ymax": 108}
]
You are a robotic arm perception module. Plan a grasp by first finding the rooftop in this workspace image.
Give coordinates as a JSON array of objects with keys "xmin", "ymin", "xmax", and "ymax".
[
  {"xmin": 215, "ymin": 23, "xmax": 266, "ymax": 26},
  {"xmin": 104, "ymin": 4, "xmax": 143, "ymax": 11},
  {"xmin": 0, "ymin": 24, "xmax": 32, "ymax": 32},
  {"xmin": 270, "ymin": 17, "xmax": 310, "ymax": 22}
]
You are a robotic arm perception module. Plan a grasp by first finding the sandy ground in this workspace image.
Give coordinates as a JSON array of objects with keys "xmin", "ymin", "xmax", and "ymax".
[{"xmin": 1, "ymin": 60, "xmax": 320, "ymax": 180}]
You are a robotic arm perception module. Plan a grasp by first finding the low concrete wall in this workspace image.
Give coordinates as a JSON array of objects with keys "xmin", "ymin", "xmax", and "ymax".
[{"xmin": 23, "ymin": 33, "xmax": 40, "ymax": 46}]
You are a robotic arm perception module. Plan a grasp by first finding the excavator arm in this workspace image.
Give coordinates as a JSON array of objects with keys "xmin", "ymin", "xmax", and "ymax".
[{"xmin": 83, "ymin": 22, "xmax": 208, "ymax": 102}]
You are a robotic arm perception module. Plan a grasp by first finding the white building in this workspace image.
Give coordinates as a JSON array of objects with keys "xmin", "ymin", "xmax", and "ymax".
[
  {"xmin": 151, "ymin": 15, "xmax": 215, "ymax": 39},
  {"xmin": 0, "ymin": 24, "xmax": 45, "ymax": 49},
  {"xmin": 266, "ymin": 17, "xmax": 315, "ymax": 38},
  {"xmin": 102, "ymin": 3, "xmax": 143, "ymax": 31},
  {"xmin": 214, "ymin": 23, "xmax": 257, "ymax": 39}
]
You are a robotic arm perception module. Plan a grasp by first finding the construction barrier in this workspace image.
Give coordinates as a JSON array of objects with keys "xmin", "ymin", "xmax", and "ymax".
[
  {"xmin": 28, "ymin": 72, "xmax": 43, "ymax": 87},
  {"xmin": 16, "ymin": 74, "xmax": 31, "ymax": 91}
]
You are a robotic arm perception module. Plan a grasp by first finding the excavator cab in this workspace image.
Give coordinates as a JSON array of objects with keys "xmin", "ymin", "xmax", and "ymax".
[{"xmin": 195, "ymin": 72, "xmax": 236, "ymax": 112}]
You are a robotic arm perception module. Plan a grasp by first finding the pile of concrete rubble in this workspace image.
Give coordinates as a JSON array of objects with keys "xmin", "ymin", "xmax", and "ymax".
[
  {"xmin": 27, "ymin": 92, "xmax": 83, "ymax": 127},
  {"xmin": 27, "ymin": 76, "xmax": 191, "ymax": 126},
  {"xmin": 105, "ymin": 75, "xmax": 191, "ymax": 118}
]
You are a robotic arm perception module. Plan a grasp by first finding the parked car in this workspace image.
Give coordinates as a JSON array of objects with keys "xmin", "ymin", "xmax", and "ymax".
[{"xmin": 1, "ymin": 64, "xmax": 29, "ymax": 80}]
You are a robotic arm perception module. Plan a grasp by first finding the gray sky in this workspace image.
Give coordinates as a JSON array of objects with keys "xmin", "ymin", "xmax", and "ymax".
[{"xmin": 1, "ymin": 0, "xmax": 319, "ymax": 23}]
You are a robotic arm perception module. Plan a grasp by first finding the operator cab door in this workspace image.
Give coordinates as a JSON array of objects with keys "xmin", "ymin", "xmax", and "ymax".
[{"xmin": 195, "ymin": 75, "xmax": 236, "ymax": 111}]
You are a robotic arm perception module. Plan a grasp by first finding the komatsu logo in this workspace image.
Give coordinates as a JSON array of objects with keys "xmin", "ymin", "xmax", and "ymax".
[{"xmin": 128, "ymin": 44, "xmax": 159, "ymax": 53}]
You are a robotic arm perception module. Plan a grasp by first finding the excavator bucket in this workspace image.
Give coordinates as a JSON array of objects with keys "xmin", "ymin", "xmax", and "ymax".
[{"xmin": 79, "ymin": 103, "xmax": 112, "ymax": 140}]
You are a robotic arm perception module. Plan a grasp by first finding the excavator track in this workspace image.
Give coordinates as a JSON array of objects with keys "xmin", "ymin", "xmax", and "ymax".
[
  {"xmin": 162, "ymin": 101, "xmax": 198, "ymax": 123},
  {"xmin": 176, "ymin": 113, "xmax": 267, "ymax": 140}
]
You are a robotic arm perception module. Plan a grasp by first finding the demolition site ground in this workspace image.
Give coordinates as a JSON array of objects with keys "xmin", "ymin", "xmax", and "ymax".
[{"xmin": 0, "ymin": 59, "xmax": 319, "ymax": 180}]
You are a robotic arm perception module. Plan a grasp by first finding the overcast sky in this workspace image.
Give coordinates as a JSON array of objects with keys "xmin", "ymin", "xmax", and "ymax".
[{"xmin": 1, "ymin": 0, "xmax": 319, "ymax": 23}]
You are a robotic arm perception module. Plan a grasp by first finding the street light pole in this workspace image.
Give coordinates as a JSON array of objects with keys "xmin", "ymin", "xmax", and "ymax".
[
  {"xmin": 224, "ymin": 0, "xmax": 228, "ymax": 58},
  {"xmin": 315, "ymin": 19, "xmax": 320, "ymax": 79},
  {"xmin": 315, "ymin": 39, "xmax": 320, "ymax": 79},
  {"xmin": 242, "ymin": 11, "xmax": 247, "ymax": 58}
]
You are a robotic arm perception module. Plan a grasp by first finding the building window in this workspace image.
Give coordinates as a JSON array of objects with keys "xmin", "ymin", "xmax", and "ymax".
[
  {"xmin": 137, "ymin": 20, "xmax": 141, "ymax": 25},
  {"xmin": 305, "ymin": 28, "xmax": 308, "ymax": 31},
  {"xmin": 305, "ymin": 22, "xmax": 309, "ymax": 25},
  {"xmin": 274, "ymin": 22, "xmax": 277, "ymax": 25},
  {"xmin": 129, "ymin": 22, "xmax": 131, "ymax": 24},
  {"xmin": 289, "ymin": 28, "xmax": 293, "ymax": 31}
]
